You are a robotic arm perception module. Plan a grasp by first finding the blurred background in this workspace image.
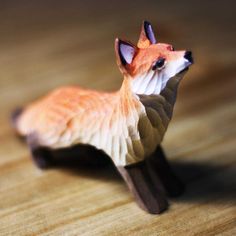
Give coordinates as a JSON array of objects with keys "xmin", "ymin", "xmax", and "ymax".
[
  {"xmin": 1, "ymin": 0, "xmax": 236, "ymax": 159},
  {"xmin": 0, "ymin": 0, "xmax": 235, "ymax": 112},
  {"xmin": 0, "ymin": 0, "xmax": 235, "ymax": 235}
]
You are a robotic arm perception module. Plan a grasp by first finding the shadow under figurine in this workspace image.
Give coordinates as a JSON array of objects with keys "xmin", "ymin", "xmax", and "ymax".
[{"xmin": 11, "ymin": 21, "xmax": 193, "ymax": 214}]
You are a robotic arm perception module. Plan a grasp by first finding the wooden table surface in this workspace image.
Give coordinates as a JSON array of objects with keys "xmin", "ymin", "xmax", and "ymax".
[{"xmin": 0, "ymin": 1, "xmax": 235, "ymax": 235}]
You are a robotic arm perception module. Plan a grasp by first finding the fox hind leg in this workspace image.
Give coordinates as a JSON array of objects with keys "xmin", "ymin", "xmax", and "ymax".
[
  {"xmin": 27, "ymin": 134, "xmax": 54, "ymax": 169},
  {"xmin": 30, "ymin": 147, "xmax": 55, "ymax": 169}
]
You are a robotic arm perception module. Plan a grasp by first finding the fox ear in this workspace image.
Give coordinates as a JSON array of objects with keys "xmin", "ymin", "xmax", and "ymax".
[
  {"xmin": 138, "ymin": 21, "xmax": 157, "ymax": 48},
  {"xmin": 115, "ymin": 38, "xmax": 137, "ymax": 68}
]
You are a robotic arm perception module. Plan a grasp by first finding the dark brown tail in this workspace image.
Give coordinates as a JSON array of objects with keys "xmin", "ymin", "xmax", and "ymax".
[{"xmin": 10, "ymin": 107, "xmax": 24, "ymax": 130}]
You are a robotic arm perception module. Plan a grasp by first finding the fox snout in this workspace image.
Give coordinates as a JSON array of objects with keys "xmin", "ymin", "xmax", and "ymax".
[{"xmin": 184, "ymin": 51, "xmax": 193, "ymax": 64}]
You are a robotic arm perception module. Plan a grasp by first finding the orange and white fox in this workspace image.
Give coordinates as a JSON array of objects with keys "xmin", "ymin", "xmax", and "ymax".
[{"xmin": 13, "ymin": 21, "xmax": 193, "ymax": 167}]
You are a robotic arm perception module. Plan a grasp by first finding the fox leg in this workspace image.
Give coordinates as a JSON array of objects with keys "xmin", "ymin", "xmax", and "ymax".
[
  {"xmin": 117, "ymin": 161, "xmax": 168, "ymax": 214},
  {"xmin": 30, "ymin": 147, "xmax": 55, "ymax": 169},
  {"xmin": 146, "ymin": 146, "xmax": 185, "ymax": 197},
  {"xmin": 27, "ymin": 134, "xmax": 54, "ymax": 169}
]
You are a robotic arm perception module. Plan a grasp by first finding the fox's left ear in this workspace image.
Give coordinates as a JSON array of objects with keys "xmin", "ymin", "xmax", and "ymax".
[
  {"xmin": 138, "ymin": 21, "xmax": 157, "ymax": 48},
  {"xmin": 115, "ymin": 38, "xmax": 137, "ymax": 74}
]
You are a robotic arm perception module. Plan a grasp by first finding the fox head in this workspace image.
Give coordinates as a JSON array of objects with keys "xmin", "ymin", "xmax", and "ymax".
[{"xmin": 115, "ymin": 21, "xmax": 193, "ymax": 95}]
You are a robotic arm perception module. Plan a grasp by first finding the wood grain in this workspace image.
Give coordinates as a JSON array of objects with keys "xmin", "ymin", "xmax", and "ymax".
[{"xmin": 0, "ymin": 1, "xmax": 236, "ymax": 235}]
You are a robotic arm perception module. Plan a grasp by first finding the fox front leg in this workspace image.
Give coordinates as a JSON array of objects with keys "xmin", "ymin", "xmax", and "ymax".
[
  {"xmin": 117, "ymin": 160, "xmax": 168, "ymax": 214},
  {"xmin": 146, "ymin": 146, "xmax": 185, "ymax": 197},
  {"xmin": 117, "ymin": 145, "xmax": 185, "ymax": 214}
]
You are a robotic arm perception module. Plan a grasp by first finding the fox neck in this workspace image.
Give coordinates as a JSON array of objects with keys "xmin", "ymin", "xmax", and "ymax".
[
  {"xmin": 129, "ymin": 70, "xmax": 169, "ymax": 95},
  {"xmin": 106, "ymin": 75, "xmax": 181, "ymax": 166},
  {"xmin": 120, "ymin": 70, "xmax": 185, "ymax": 108},
  {"xmin": 118, "ymin": 73, "xmax": 179, "ymax": 115},
  {"xmin": 118, "ymin": 78, "xmax": 143, "ymax": 116}
]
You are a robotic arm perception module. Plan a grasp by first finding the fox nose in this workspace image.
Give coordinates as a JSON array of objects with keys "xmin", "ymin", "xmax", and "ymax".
[{"xmin": 184, "ymin": 51, "xmax": 193, "ymax": 64}]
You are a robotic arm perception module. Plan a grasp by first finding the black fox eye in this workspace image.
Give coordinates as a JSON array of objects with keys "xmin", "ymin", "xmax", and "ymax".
[{"xmin": 152, "ymin": 57, "xmax": 165, "ymax": 70}]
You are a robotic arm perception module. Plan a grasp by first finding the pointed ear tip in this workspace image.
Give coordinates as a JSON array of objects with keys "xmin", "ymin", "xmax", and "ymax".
[
  {"xmin": 115, "ymin": 38, "xmax": 122, "ymax": 49},
  {"xmin": 115, "ymin": 38, "xmax": 126, "ymax": 45},
  {"xmin": 115, "ymin": 38, "xmax": 120, "ymax": 44},
  {"xmin": 143, "ymin": 20, "xmax": 151, "ymax": 26},
  {"xmin": 116, "ymin": 39, "xmax": 135, "ymax": 47}
]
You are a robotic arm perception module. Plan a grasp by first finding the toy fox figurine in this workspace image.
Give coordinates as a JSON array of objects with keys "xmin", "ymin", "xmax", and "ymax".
[{"xmin": 12, "ymin": 21, "xmax": 193, "ymax": 214}]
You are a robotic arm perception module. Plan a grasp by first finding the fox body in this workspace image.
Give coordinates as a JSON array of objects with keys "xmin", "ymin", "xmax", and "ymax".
[{"xmin": 14, "ymin": 21, "xmax": 193, "ymax": 167}]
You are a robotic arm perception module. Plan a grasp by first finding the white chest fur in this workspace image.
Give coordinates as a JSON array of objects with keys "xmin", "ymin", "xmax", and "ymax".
[{"xmin": 109, "ymin": 76, "xmax": 181, "ymax": 166}]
